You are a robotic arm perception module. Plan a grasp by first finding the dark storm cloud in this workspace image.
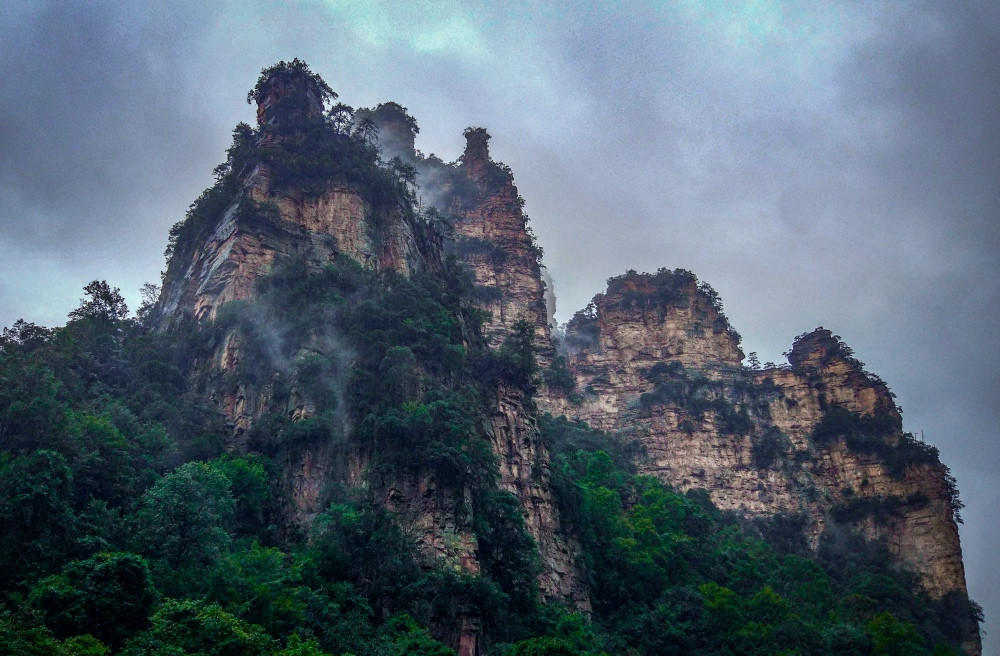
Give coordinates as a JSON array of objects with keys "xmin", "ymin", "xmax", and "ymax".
[
  {"xmin": 2, "ymin": 0, "xmax": 996, "ymax": 647},
  {"xmin": 1, "ymin": 2, "xmax": 221, "ymax": 217},
  {"xmin": 824, "ymin": 0, "xmax": 1000, "ymax": 484},
  {"xmin": 0, "ymin": 0, "xmax": 240, "ymax": 324}
]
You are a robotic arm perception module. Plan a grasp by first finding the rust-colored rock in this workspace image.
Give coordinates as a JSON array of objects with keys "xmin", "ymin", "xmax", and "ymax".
[
  {"xmin": 484, "ymin": 385, "xmax": 590, "ymax": 610},
  {"xmin": 424, "ymin": 127, "xmax": 977, "ymax": 648},
  {"xmin": 446, "ymin": 129, "xmax": 551, "ymax": 358},
  {"xmin": 156, "ymin": 69, "xmax": 590, "ymax": 647}
]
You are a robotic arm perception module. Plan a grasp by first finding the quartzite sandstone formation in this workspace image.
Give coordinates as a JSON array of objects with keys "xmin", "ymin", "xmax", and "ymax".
[
  {"xmin": 154, "ymin": 63, "xmax": 980, "ymax": 655},
  {"xmin": 362, "ymin": 106, "xmax": 553, "ymax": 359},
  {"xmin": 532, "ymin": 277, "xmax": 978, "ymax": 654},
  {"xmin": 541, "ymin": 279, "xmax": 969, "ymax": 598},
  {"xmin": 446, "ymin": 187, "xmax": 979, "ymax": 653},
  {"xmin": 154, "ymin": 66, "xmax": 587, "ymax": 655},
  {"xmin": 446, "ymin": 129, "xmax": 551, "ymax": 359},
  {"xmin": 157, "ymin": 79, "xmax": 433, "ymax": 324}
]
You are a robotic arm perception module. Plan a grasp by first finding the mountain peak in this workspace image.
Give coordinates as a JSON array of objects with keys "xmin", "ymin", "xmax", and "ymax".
[{"xmin": 247, "ymin": 58, "xmax": 332, "ymax": 130}]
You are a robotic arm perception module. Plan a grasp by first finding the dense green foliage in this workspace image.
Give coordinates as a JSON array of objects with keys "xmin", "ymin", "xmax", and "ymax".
[
  {"xmin": 0, "ymin": 262, "xmax": 487, "ymax": 654},
  {"xmin": 542, "ymin": 356, "xmax": 576, "ymax": 396},
  {"xmin": 0, "ymin": 249, "xmax": 563, "ymax": 654},
  {"xmin": 537, "ymin": 418, "xmax": 976, "ymax": 655},
  {"xmin": 638, "ymin": 360, "xmax": 759, "ymax": 436}
]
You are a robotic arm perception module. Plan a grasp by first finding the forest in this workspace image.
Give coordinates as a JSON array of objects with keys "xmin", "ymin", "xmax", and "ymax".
[{"xmin": 0, "ymin": 264, "xmax": 976, "ymax": 655}]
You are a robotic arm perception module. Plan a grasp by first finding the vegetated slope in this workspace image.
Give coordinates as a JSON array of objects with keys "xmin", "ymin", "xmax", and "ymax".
[{"xmin": 0, "ymin": 59, "xmax": 981, "ymax": 656}]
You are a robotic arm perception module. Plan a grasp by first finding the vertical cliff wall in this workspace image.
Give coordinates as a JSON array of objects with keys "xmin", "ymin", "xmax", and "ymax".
[
  {"xmin": 758, "ymin": 332, "xmax": 969, "ymax": 601},
  {"xmin": 157, "ymin": 76, "xmax": 432, "ymax": 325},
  {"xmin": 148, "ymin": 62, "xmax": 978, "ymax": 654},
  {"xmin": 447, "ymin": 129, "xmax": 550, "ymax": 357},
  {"xmin": 154, "ymin": 69, "xmax": 588, "ymax": 655},
  {"xmin": 403, "ymin": 120, "xmax": 977, "ymax": 647},
  {"xmin": 483, "ymin": 384, "xmax": 589, "ymax": 609},
  {"xmin": 359, "ymin": 107, "xmax": 587, "ymax": 609},
  {"xmin": 538, "ymin": 274, "xmax": 972, "ymax": 628}
]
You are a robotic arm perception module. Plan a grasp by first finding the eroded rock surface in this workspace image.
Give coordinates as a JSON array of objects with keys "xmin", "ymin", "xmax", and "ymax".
[
  {"xmin": 155, "ymin": 70, "xmax": 589, "ymax": 639},
  {"xmin": 536, "ymin": 276, "xmax": 972, "ymax": 623},
  {"xmin": 153, "ymin": 64, "xmax": 979, "ymax": 654}
]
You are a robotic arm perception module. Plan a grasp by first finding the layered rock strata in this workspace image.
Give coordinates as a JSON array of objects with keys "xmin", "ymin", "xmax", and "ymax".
[
  {"xmin": 540, "ymin": 274, "xmax": 972, "ymax": 623},
  {"xmin": 445, "ymin": 129, "xmax": 552, "ymax": 360},
  {"xmin": 157, "ymin": 105, "xmax": 430, "ymax": 323},
  {"xmin": 485, "ymin": 385, "xmax": 590, "ymax": 609},
  {"xmin": 155, "ymin": 69, "xmax": 588, "ymax": 645},
  {"xmin": 154, "ymin": 64, "xmax": 978, "ymax": 654}
]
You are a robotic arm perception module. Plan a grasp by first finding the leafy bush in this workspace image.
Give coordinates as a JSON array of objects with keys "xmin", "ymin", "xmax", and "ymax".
[
  {"xmin": 121, "ymin": 599, "xmax": 276, "ymax": 656},
  {"xmin": 811, "ymin": 406, "xmax": 942, "ymax": 477},
  {"xmin": 751, "ymin": 427, "xmax": 791, "ymax": 468},
  {"xmin": 29, "ymin": 552, "xmax": 157, "ymax": 649},
  {"xmin": 542, "ymin": 356, "xmax": 575, "ymax": 394}
]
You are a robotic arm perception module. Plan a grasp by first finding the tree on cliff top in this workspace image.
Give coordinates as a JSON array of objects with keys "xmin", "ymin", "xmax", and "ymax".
[{"xmin": 246, "ymin": 58, "xmax": 336, "ymax": 107}]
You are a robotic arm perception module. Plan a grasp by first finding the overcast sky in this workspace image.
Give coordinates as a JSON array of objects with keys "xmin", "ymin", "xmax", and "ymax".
[{"xmin": 2, "ymin": 0, "xmax": 997, "ymax": 646}]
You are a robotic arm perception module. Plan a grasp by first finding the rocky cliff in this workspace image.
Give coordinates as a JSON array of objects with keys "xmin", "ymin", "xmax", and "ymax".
[
  {"xmin": 444, "ymin": 129, "xmax": 551, "ymax": 359},
  {"xmin": 154, "ymin": 63, "xmax": 587, "ymax": 654},
  {"xmin": 415, "ymin": 147, "xmax": 979, "ymax": 649},
  {"xmin": 157, "ymin": 79, "xmax": 433, "ymax": 325},
  {"xmin": 367, "ymin": 109, "xmax": 553, "ymax": 361},
  {"xmin": 531, "ymin": 273, "xmax": 979, "ymax": 653},
  {"xmin": 151, "ymin": 61, "xmax": 979, "ymax": 654},
  {"xmin": 543, "ymin": 280, "xmax": 969, "ymax": 593}
]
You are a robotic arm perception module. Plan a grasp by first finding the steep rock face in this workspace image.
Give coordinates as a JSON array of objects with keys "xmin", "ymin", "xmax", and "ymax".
[
  {"xmin": 150, "ymin": 63, "xmax": 976, "ymax": 652},
  {"xmin": 360, "ymin": 111, "xmax": 588, "ymax": 608},
  {"xmin": 154, "ymin": 66, "xmax": 463, "ymax": 580},
  {"xmin": 753, "ymin": 332, "xmax": 969, "ymax": 602},
  {"xmin": 484, "ymin": 385, "xmax": 590, "ymax": 609},
  {"xmin": 159, "ymin": 185, "xmax": 427, "ymax": 323},
  {"xmin": 542, "ymin": 277, "xmax": 971, "ymax": 613},
  {"xmin": 348, "ymin": 105, "xmax": 976, "ymax": 645},
  {"xmin": 439, "ymin": 134, "xmax": 586, "ymax": 607},
  {"xmin": 765, "ymin": 328, "xmax": 899, "ymax": 433},
  {"xmin": 541, "ymin": 269, "xmax": 743, "ymax": 430},
  {"xmin": 156, "ymin": 70, "xmax": 454, "ymax": 592},
  {"xmin": 364, "ymin": 113, "xmax": 552, "ymax": 358},
  {"xmin": 443, "ymin": 129, "xmax": 551, "ymax": 358},
  {"xmin": 426, "ymin": 145, "xmax": 974, "ymax": 642},
  {"xmin": 157, "ymin": 71, "xmax": 588, "ymax": 637},
  {"xmin": 157, "ymin": 94, "xmax": 430, "ymax": 325}
]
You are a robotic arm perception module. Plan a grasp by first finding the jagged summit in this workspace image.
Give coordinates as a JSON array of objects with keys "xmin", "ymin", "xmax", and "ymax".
[
  {"xmin": 540, "ymin": 269, "xmax": 975, "ymax": 650},
  {"xmin": 248, "ymin": 58, "xmax": 332, "ymax": 129},
  {"xmin": 459, "ymin": 127, "xmax": 493, "ymax": 181},
  {"xmin": 354, "ymin": 102, "xmax": 419, "ymax": 163},
  {"xmin": 155, "ymin": 63, "xmax": 435, "ymax": 324},
  {"xmin": 154, "ymin": 61, "xmax": 587, "ymax": 635}
]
